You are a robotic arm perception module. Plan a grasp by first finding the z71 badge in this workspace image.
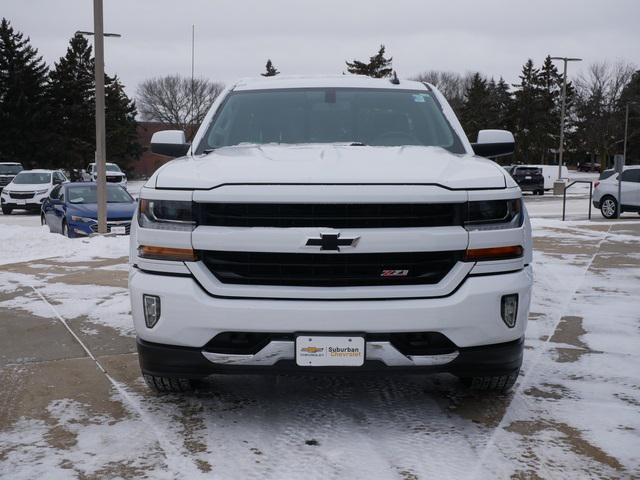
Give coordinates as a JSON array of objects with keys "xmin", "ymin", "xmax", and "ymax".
[{"xmin": 380, "ymin": 269, "xmax": 409, "ymax": 277}]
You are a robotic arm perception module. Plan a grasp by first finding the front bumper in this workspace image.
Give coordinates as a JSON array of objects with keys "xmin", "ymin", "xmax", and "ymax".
[
  {"xmin": 130, "ymin": 265, "xmax": 532, "ymax": 350},
  {"xmin": 0, "ymin": 193, "xmax": 47, "ymax": 210},
  {"xmin": 137, "ymin": 336, "xmax": 524, "ymax": 379}
]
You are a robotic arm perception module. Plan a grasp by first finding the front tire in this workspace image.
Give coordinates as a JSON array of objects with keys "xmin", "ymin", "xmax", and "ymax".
[
  {"xmin": 461, "ymin": 369, "xmax": 520, "ymax": 393},
  {"xmin": 143, "ymin": 374, "xmax": 193, "ymax": 393},
  {"xmin": 1, "ymin": 206, "xmax": 11, "ymax": 215},
  {"xmin": 600, "ymin": 196, "xmax": 619, "ymax": 219}
]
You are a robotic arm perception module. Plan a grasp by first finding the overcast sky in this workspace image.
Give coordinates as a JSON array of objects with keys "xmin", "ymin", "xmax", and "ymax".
[{"xmin": 4, "ymin": 0, "xmax": 640, "ymax": 97}]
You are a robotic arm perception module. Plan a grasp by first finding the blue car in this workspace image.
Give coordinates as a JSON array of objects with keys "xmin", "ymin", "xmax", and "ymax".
[{"xmin": 41, "ymin": 182, "xmax": 136, "ymax": 238}]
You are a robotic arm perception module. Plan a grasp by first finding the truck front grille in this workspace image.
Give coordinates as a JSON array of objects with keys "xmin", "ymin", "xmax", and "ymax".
[
  {"xmin": 106, "ymin": 176, "xmax": 122, "ymax": 183},
  {"xmin": 196, "ymin": 203, "xmax": 463, "ymax": 228},
  {"xmin": 200, "ymin": 250, "xmax": 463, "ymax": 287}
]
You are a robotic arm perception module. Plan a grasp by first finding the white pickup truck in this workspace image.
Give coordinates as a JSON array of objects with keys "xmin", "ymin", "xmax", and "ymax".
[
  {"xmin": 129, "ymin": 75, "xmax": 533, "ymax": 394},
  {"xmin": 83, "ymin": 162, "xmax": 127, "ymax": 188}
]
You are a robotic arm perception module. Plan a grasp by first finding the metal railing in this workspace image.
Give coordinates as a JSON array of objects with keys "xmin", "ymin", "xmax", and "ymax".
[{"xmin": 562, "ymin": 180, "xmax": 593, "ymax": 221}]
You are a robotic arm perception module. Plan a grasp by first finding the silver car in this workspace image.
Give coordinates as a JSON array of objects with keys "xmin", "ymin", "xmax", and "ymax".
[{"xmin": 593, "ymin": 166, "xmax": 640, "ymax": 218}]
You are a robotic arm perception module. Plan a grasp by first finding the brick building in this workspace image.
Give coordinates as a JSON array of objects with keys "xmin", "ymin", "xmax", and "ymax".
[{"xmin": 133, "ymin": 122, "xmax": 172, "ymax": 179}]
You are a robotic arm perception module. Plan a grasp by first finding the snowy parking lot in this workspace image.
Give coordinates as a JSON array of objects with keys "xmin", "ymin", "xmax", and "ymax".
[{"xmin": 1, "ymin": 189, "xmax": 639, "ymax": 479}]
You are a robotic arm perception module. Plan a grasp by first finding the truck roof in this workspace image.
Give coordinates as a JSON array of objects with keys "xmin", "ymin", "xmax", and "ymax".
[{"xmin": 233, "ymin": 75, "xmax": 430, "ymax": 92}]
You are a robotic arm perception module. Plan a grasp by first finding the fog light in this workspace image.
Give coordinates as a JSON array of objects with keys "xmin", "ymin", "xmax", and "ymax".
[
  {"xmin": 501, "ymin": 294, "xmax": 518, "ymax": 328},
  {"xmin": 143, "ymin": 294, "xmax": 161, "ymax": 328}
]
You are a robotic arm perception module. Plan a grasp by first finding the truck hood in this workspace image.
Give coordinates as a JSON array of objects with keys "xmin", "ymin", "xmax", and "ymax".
[{"xmin": 152, "ymin": 145, "xmax": 507, "ymax": 190}]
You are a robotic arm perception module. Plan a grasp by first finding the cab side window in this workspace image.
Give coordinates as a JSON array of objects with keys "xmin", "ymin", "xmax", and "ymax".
[
  {"xmin": 49, "ymin": 185, "xmax": 62, "ymax": 200},
  {"xmin": 53, "ymin": 172, "xmax": 65, "ymax": 184},
  {"xmin": 620, "ymin": 169, "xmax": 640, "ymax": 183}
]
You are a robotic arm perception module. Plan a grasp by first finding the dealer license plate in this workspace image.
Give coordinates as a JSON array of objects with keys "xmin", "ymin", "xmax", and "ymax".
[
  {"xmin": 525, "ymin": 176, "xmax": 532, "ymax": 180},
  {"xmin": 111, "ymin": 226, "xmax": 126, "ymax": 235},
  {"xmin": 16, "ymin": 199, "xmax": 26, "ymax": 205},
  {"xmin": 296, "ymin": 335, "xmax": 365, "ymax": 367}
]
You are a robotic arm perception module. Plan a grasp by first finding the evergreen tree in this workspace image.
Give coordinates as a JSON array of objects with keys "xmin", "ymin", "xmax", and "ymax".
[
  {"xmin": 460, "ymin": 73, "xmax": 492, "ymax": 141},
  {"xmin": 104, "ymin": 75, "xmax": 142, "ymax": 171},
  {"xmin": 0, "ymin": 18, "xmax": 49, "ymax": 167},
  {"xmin": 537, "ymin": 55, "xmax": 566, "ymax": 164},
  {"xmin": 261, "ymin": 59, "xmax": 279, "ymax": 77},
  {"xmin": 510, "ymin": 59, "xmax": 544, "ymax": 163},
  {"xmin": 346, "ymin": 45, "xmax": 393, "ymax": 78},
  {"xmin": 47, "ymin": 34, "xmax": 95, "ymax": 171},
  {"xmin": 48, "ymin": 34, "xmax": 141, "ymax": 173},
  {"xmin": 619, "ymin": 70, "xmax": 640, "ymax": 163},
  {"xmin": 487, "ymin": 77, "xmax": 513, "ymax": 130}
]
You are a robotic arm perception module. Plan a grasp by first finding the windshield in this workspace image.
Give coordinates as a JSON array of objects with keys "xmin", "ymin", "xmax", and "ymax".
[
  {"xmin": 0, "ymin": 164, "xmax": 22, "ymax": 175},
  {"xmin": 67, "ymin": 185, "xmax": 134, "ymax": 204},
  {"xmin": 198, "ymin": 88, "xmax": 465, "ymax": 153},
  {"xmin": 13, "ymin": 172, "xmax": 51, "ymax": 184},
  {"xmin": 106, "ymin": 164, "xmax": 122, "ymax": 173}
]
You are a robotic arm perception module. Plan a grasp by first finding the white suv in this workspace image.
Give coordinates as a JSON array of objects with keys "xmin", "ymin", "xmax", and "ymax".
[
  {"xmin": 1, "ymin": 169, "xmax": 67, "ymax": 214},
  {"xmin": 593, "ymin": 166, "xmax": 640, "ymax": 218},
  {"xmin": 130, "ymin": 76, "xmax": 533, "ymax": 394}
]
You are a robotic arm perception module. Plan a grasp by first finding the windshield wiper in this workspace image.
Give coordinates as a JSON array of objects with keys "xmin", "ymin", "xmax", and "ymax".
[{"xmin": 349, "ymin": 142, "xmax": 367, "ymax": 146}]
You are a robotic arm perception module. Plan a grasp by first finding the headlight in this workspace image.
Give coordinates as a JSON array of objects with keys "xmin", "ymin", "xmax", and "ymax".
[
  {"xmin": 71, "ymin": 215, "xmax": 96, "ymax": 223},
  {"xmin": 465, "ymin": 198, "xmax": 522, "ymax": 230},
  {"xmin": 35, "ymin": 189, "xmax": 48, "ymax": 194},
  {"xmin": 138, "ymin": 199, "xmax": 195, "ymax": 231}
]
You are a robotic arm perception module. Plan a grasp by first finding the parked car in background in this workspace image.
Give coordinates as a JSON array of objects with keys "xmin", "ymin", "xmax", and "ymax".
[
  {"xmin": 505, "ymin": 166, "xmax": 544, "ymax": 195},
  {"xmin": 1, "ymin": 169, "xmax": 67, "ymax": 214},
  {"xmin": 82, "ymin": 162, "xmax": 127, "ymax": 188},
  {"xmin": 0, "ymin": 162, "xmax": 23, "ymax": 194},
  {"xmin": 578, "ymin": 162, "xmax": 601, "ymax": 173},
  {"xmin": 593, "ymin": 166, "xmax": 640, "ymax": 219},
  {"xmin": 41, "ymin": 182, "xmax": 136, "ymax": 237},
  {"xmin": 530, "ymin": 165, "xmax": 570, "ymax": 190}
]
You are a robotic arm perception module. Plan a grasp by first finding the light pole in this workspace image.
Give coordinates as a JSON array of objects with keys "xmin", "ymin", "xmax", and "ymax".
[
  {"xmin": 76, "ymin": 1, "xmax": 121, "ymax": 234},
  {"xmin": 550, "ymin": 56, "xmax": 582, "ymax": 195}
]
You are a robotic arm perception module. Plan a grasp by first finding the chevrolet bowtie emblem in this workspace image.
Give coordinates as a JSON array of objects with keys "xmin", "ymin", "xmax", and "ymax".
[
  {"xmin": 301, "ymin": 346, "xmax": 323, "ymax": 353},
  {"xmin": 305, "ymin": 233, "xmax": 360, "ymax": 251}
]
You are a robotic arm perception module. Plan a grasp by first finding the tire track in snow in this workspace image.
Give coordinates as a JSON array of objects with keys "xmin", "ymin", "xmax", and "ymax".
[
  {"xmin": 201, "ymin": 375, "xmax": 400, "ymax": 480},
  {"xmin": 468, "ymin": 224, "xmax": 613, "ymax": 479},
  {"xmin": 29, "ymin": 284, "xmax": 207, "ymax": 479}
]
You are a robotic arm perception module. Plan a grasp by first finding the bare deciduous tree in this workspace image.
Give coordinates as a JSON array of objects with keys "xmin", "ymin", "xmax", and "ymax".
[
  {"xmin": 573, "ymin": 61, "xmax": 636, "ymax": 168},
  {"xmin": 137, "ymin": 75, "xmax": 224, "ymax": 138},
  {"xmin": 411, "ymin": 70, "xmax": 474, "ymax": 113}
]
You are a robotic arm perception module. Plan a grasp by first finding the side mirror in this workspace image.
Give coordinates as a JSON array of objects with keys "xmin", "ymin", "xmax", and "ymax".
[
  {"xmin": 471, "ymin": 130, "xmax": 515, "ymax": 158},
  {"xmin": 53, "ymin": 178, "xmax": 62, "ymax": 185},
  {"xmin": 150, "ymin": 130, "xmax": 190, "ymax": 157}
]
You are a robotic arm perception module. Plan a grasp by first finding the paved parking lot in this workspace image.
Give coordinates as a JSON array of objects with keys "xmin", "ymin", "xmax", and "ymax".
[{"xmin": 0, "ymin": 200, "xmax": 639, "ymax": 479}]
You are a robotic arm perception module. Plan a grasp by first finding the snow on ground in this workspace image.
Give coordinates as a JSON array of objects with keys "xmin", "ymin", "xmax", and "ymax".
[
  {"xmin": 1, "ymin": 191, "xmax": 639, "ymax": 479},
  {"xmin": 0, "ymin": 223, "xmax": 129, "ymax": 266}
]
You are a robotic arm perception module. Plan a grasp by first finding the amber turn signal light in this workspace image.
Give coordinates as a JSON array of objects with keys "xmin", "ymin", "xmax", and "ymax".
[
  {"xmin": 464, "ymin": 245, "xmax": 523, "ymax": 262},
  {"xmin": 138, "ymin": 245, "xmax": 198, "ymax": 262}
]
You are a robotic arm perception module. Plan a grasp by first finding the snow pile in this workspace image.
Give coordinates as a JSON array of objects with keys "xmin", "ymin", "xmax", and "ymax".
[{"xmin": 0, "ymin": 225, "xmax": 129, "ymax": 266}]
